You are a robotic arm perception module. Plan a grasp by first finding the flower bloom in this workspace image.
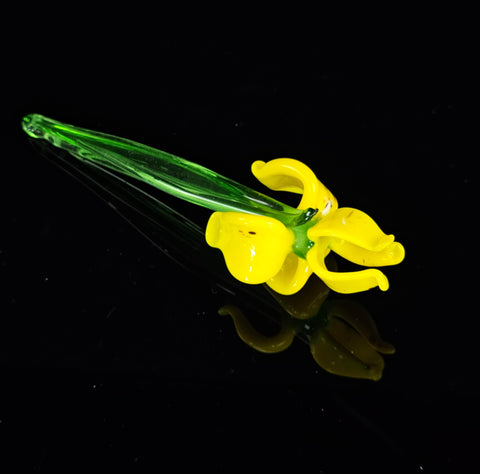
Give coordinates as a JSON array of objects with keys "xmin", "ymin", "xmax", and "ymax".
[{"xmin": 206, "ymin": 159, "xmax": 404, "ymax": 294}]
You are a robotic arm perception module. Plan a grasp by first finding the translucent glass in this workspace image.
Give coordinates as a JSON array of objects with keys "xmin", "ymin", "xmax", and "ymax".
[{"xmin": 22, "ymin": 114, "xmax": 316, "ymax": 227}]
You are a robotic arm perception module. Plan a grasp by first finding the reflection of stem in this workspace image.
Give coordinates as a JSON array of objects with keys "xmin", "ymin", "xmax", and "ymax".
[{"xmin": 218, "ymin": 305, "xmax": 296, "ymax": 353}]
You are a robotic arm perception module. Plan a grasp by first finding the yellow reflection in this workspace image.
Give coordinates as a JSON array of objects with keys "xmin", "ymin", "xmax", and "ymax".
[{"xmin": 219, "ymin": 270, "xmax": 395, "ymax": 381}]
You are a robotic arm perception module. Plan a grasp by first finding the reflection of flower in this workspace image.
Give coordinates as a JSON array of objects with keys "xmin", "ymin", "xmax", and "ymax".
[
  {"xmin": 309, "ymin": 299, "xmax": 395, "ymax": 381},
  {"xmin": 219, "ymin": 274, "xmax": 395, "ymax": 381},
  {"xmin": 206, "ymin": 159, "xmax": 404, "ymax": 295}
]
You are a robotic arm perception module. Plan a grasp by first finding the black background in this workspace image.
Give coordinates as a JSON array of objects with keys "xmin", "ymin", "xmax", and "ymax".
[{"xmin": 1, "ymin": 12, "xmax": 476, "ymax": 473}]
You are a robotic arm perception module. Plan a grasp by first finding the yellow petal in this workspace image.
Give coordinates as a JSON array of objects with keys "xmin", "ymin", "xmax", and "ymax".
[
  {"xmin": 265, "ymin": 273, "xmax": 330, "ymax": 320},
  {"xmin": 266, "ymin": 252, "xmax": 313, "ymax": 295},
  {"xmin": 308, "ymin": 207, "xmax": 395, "ymax": 251},
  {"xmin": 251, "ymin": 158, "xmax": 337, "ymax": 214},
  {"xmin": 306, "ymin": 241, "xmax": 390, "ymax": 293},
  {"xmin": 329, "ymin": 239, "xmax": 405, "ymax": 267},
  {"xmin": 206, "ymin": 212, "xmax": 294, "ymax": 284}
]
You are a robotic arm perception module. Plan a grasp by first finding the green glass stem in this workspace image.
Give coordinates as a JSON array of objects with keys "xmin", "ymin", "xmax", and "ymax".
[{"xmin": 22, "ymin": 114, "xmax": 316, "ymax": 227}]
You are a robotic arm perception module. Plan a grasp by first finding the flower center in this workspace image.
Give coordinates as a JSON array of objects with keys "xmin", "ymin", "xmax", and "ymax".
[{"xmin": 291, "ymin": 215, "xmax": 319, "ymax": 259}]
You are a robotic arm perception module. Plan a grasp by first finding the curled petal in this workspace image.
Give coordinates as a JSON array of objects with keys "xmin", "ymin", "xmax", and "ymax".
[
  {"xmin": 265, "ymin": 273, "xmax": 331, "ymax": 320},
  {"xmin": 266, "ymin": 253, "xmax": 313, "ymax": 296},
  {"xmin": 251, "ymin": 158, "xmax": 337, "ymax": 214},
  {"xmin": 306, "ymin": 241, "xmax": 390, "ymax": 293},
  {"xmin": 308, "ymin": 207, "xmax": 396, "ymax": 252},
  {"xmin": 329, "ymin": 238, "xmax": 405, "ymax": 267},
  {"xmin": 206, "ymin": 212, "xmax": 294, "ymax": 284}
]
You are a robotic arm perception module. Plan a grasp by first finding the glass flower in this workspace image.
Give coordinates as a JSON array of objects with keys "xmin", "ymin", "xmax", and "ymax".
[
  {"xmin": 22, "ymin": 114, "xmax": 399, "ymax": 378},
  {"xmin": 206, "ymin": 158, "xmax": 404, "ymax": 294},
  {"xmin": 22, "ymin": 114, "xmax": 404, "ymax": 296}
]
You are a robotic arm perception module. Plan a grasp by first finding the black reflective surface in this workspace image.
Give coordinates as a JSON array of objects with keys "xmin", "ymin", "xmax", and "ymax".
[{"xmin": 1, "ymin": 29, "xmax": 475, "ymax": 472}]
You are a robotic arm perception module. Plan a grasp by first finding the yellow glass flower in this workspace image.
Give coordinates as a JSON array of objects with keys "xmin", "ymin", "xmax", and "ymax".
[{"xmin": 206, "ymin": 158, "xmax": 404, "ymax": 295}]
